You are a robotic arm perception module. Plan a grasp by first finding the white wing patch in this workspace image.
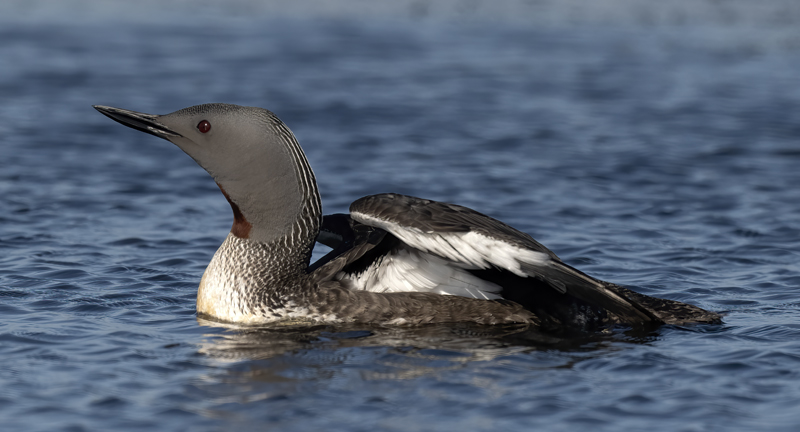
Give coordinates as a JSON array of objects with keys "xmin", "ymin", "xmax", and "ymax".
[
  {"xmin": 351, "ymin": 211, "xmax": 553, "ymax": 277},
  {"xmin": 336, "ymin": 247, "xmax": 503, "ymax": 300}
]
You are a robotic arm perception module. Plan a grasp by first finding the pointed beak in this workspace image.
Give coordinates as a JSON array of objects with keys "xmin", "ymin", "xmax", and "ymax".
[{"xmin": 93, "ymin": 105, "xmax": 183, "ymax": 139}]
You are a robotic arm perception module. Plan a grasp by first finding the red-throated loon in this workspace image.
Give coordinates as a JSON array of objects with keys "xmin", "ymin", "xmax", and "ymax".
[{"xmin": 94, "ymin": 103, "xmax": 721, "ymax": 332}]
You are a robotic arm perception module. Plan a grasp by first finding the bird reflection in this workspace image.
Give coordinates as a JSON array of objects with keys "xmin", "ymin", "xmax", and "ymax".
[{"xmin": 195, "ymin": 317, "xmax": 661, "ymax": 383}]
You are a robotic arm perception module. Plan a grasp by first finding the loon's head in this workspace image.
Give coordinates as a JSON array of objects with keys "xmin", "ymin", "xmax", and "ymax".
[{"xmin": 94, "ymin": 103, "xmax": 321, "ymax": 244}]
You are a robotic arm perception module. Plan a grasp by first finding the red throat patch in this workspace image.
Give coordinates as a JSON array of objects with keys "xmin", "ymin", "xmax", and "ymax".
[{"xmin": 216, "ymin": 183, "xmax": 252, "ymax": 239}]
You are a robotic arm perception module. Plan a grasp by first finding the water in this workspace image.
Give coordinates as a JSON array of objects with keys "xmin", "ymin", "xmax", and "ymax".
[{"xmin": 2, "ymin": 1, "xmax": 800, "ymax": 430}]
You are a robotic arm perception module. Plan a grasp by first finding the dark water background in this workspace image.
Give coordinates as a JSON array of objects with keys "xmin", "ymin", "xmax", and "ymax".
[{"xmin": 2, "ymin": 1, "xmax": 800, "ymax": 430}]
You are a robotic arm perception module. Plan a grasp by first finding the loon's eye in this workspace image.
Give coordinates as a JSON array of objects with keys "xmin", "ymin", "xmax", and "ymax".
[{"xmin": 197, "ymin": 120, "xmax": 211, "ymax": 133}]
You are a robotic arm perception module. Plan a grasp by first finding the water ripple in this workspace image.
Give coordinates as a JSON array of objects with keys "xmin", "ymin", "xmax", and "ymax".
[{"xmin": 1, "ymin": 5, "xmax": 800, "ymax": 432}]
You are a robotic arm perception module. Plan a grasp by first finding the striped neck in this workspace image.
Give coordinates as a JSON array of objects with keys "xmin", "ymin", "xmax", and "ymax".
[
  {"xmin": 272, "ymin": 117, "xmax": 322, "ymax": 264},
  {"xmin": 216, "ymin": 112, "xmax": 322, "ymax": 249}
]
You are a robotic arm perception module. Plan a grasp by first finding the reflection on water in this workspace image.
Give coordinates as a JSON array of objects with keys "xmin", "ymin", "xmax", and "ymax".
[
  {"xmin": 189, "ymin": 320, "xmax": 698, "ymax": 430},
  {"xmin": 196, "ymin": 318, "xmax": 657, "ymax": 371}
]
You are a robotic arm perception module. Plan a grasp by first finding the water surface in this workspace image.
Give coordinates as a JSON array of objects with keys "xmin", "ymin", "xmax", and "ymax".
[{"xmin": 1, "ymin": 1, "xmax": 800, "ymax": 431}]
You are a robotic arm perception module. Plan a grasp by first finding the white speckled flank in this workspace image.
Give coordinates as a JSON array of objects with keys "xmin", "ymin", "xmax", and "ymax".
[
  {"xmin": 198, "ymin": 234, "xmax": 266, "ymax": 323},
  {"xmin": 197, "ymin": 233, "xmax": 340, "ymax": 324}
]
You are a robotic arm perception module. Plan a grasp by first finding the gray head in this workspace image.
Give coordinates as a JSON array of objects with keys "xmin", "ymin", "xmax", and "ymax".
[{"xmin": 94, "ymin": 103, "xmax": 322, "ymax": 245}]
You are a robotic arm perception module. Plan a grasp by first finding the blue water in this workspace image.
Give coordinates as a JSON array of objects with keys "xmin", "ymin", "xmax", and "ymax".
[{"xmin": 2, "ymin": 1, "xmax": 800, "ymax": 430}]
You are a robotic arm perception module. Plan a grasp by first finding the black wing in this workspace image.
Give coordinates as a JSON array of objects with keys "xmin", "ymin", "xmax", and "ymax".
[
  {"xmin": 308, "ymin": 213, "xmax": 396, "ymax": 283},
  {"xmin": 349, "ymin": 193, "xmax": 660, "ymax": 325}
]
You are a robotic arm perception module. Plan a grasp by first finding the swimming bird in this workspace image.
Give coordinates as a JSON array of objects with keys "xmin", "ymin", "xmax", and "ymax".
[{"xmin": 94, "ymin": 103, "xmax": 721, "ymax": 332}]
